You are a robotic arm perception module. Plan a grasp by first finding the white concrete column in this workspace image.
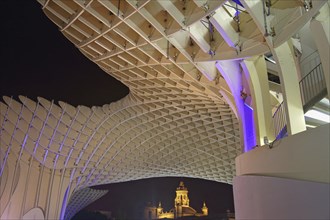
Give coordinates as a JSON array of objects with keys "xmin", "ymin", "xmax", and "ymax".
[
  {"xmin": 272, "ymin": 40, "xmax": 306, "ymax": 135},
  {"xmin": 241, "ymin": 56, "xmax": 275, "ymax": 145},
  {"xmin": 310, "ymin": 4, "xmax": 330, "ymax": 100},
  {"xmin": 216, "ymin": 60, "xmax": 256, "ymax": 152}
]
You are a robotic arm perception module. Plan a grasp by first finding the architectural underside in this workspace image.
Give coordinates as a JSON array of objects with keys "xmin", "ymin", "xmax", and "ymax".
[{"xmin": 1, "ymin": 0, "xmax": 329, "ymax": 219}]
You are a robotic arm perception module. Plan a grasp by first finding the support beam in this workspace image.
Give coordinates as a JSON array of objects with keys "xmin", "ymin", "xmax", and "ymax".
[
  {"xmin": 241, "ymin": 56, "xmax": 275, "ymax": 145},
  {"xmin": 210, "ymin": 7, "xmax": 239, "ymax": 48},
  {"xmin": 273, "ymin": 41, "xmax": 306, "ymax": 135},
  {"xmin": 189, "ymin": 21, "xmax": 211, "ymax": 53},
  {"xmin": 216, "ymin": 60, "xmax": 256, "ymax": 152},
  {"xmin": 310, "ymin": 4, "xmax": 330, "ymax": 100},
  {"xmin": 273, "ymin": 0, "xmax": 327, "ymax": 47},
  {"xmin": 195, "ymin": 61, "xmax": 217, "ymax": 81}
]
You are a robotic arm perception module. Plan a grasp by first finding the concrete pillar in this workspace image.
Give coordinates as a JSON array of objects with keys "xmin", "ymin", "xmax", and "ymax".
[
  {"xmin": 241, "ymin": 56, "xmax": 275, "ymax": 145},
  {"xmin": 216, "ymin": 60, "xmax": 256, "ymax": 152},
  {"xmin": 310, "ymin": 4, "xmax": 330, "ymax": 100},
  {"xmin": 272, "ymin": 41, "xmax": 306, "ymax": 135}
]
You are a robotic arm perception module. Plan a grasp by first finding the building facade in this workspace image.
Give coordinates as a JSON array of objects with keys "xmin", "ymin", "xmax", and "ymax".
[{"xmin": 144, "ymin": 182, "xmax": 208, "ymax": 220}]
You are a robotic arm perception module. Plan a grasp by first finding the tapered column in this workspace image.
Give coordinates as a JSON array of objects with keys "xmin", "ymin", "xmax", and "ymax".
[
  {"xmin": 241, "ymin": 56, "xmax": 275, "ymax": 145},
  {"xmin": 273, "ymin": 41, "xmax": 306, "ymax": 135},
  {"xmin": 216, "ymin": 60, "xmax": 256, "ymax": 152}
]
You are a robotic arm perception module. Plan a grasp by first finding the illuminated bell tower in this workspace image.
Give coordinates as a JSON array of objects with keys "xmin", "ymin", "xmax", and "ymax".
[
  {"xmin": 174, "ymin": 181, "xmax": 189, "ymax": 218},
  {"xmin": 156, "ymin": 202, "xmax": 163, "ymax": 217},
  {"xmin": 175, "ymin": 181, "xmax": 190, "ymax": 207}
]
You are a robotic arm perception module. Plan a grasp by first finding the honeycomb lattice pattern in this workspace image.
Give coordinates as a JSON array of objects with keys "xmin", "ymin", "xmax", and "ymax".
[
  {"xmin": 1, "ymin": 0, "xmax": 315, "ymax": 191},
  {"xmin": 64, "ymin": 188, "xmax": 108, "ymax": 220},
  {"xmin": 0, "ymin": 94, "xmax": 239, "ymax": 189}
]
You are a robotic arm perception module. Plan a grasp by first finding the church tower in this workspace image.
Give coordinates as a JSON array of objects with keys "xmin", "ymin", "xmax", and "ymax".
[
  {"xmin": 174, "ymin": 181, "xmax": 189, "ymax": 218},
  {"xmin": 174, "ymin": 181, "xmax": 190, "ymax": 206},
  {"xmin": 156, "ymin": 202, "xmax": 163, "ymax": 217},
  {"xmin": 202, "ymin": 202, "xmax": 208, "ymax": 216}
]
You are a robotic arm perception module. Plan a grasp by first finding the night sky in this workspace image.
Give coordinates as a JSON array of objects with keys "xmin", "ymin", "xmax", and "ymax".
[
  {"xmin": 0, "ymin": 0, "xmax": 129, "ymax": 107},
  {"xmin": 87, "ymin": 177, "xmax": 235, "ymax": 219},
  {"xmin": 1, "ymin": 1, "xmax": 234, "ymax": 219}
]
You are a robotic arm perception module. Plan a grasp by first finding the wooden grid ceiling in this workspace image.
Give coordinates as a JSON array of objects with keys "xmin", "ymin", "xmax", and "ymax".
[{"xmin": 1, "ymin": 0, "xmax": 308, "ymax": 187}]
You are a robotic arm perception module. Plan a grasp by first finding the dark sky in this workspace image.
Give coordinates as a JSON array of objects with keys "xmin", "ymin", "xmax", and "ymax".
[
  {"xmin": 0, "ymin": 0, "xmax": 129, "ymax": 107},
  {"xmin": 1, "ymin": 1, "xmax": 234, "ymax": 219},
  {"xmin": 88, "ymin": 177, "xmax": 234, "ymax": 219}
]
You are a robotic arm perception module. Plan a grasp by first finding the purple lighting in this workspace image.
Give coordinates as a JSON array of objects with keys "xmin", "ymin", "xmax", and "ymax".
[
  {"xmin": 232, "ymin": 0, "xmax": 244, "ymax": 7},
  {"xmin": 60, "ymin": 186, "xmax": 70, "ymax": 220},
  {"xmin": 243, "ymin": 103, "xmax": 256, "ymax": 152},
  {"xmin": 215, "ymin": 61, "xmax": 256, "ymax": 152}
]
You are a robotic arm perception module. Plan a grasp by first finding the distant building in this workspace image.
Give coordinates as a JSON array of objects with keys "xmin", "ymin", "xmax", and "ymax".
[{"xmin": 144, "ymin": 181, "xmax": 208, "ymax": 220}]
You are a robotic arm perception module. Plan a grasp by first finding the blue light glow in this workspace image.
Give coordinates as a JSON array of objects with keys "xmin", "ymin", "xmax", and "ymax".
[{"xmin": 243, "ymin": 103, "xmax": 256, "ymax": 152}]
